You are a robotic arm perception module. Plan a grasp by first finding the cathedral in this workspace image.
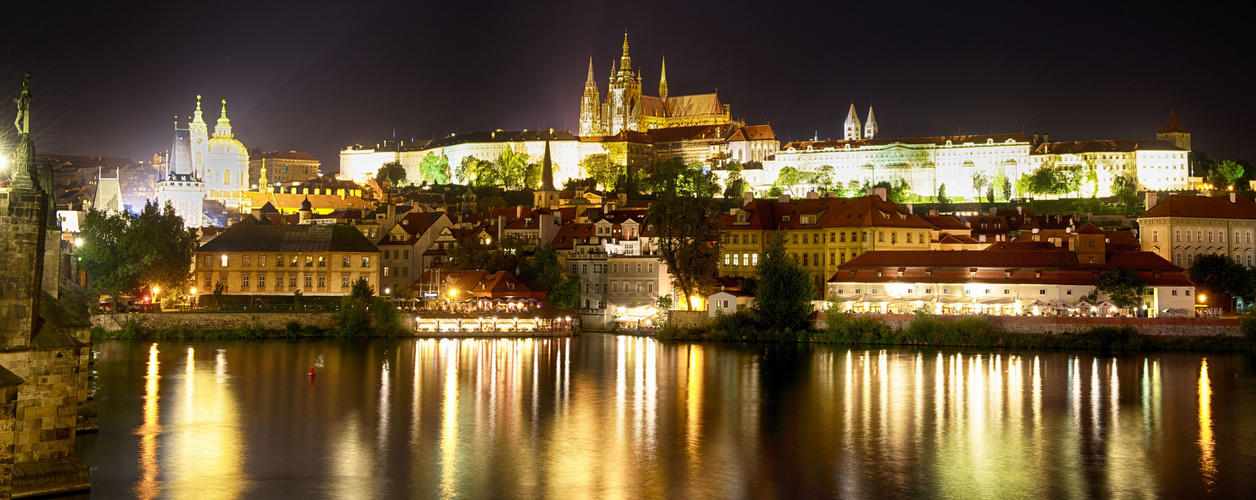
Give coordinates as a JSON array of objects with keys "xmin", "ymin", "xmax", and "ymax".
[
  {"xmin": 155, "ymin": 96, "xmax": 251, "ymax": 228},
  {"xmin": 579, "ymin": 33, "xmax": 736, "ymax": 137}
]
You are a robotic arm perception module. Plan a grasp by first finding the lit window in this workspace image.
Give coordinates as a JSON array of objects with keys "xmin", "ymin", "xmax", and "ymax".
[{"xmin": 221, "ymin": 255, "xmax": 229, "ymax": 267}]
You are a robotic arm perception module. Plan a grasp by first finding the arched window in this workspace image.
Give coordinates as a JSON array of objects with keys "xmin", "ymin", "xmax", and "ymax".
[{"xmin": 224, "ymin": 170, "xmax": 232, "ymax": 185}]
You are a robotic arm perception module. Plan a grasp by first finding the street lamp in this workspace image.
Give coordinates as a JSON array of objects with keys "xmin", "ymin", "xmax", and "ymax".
[
  {"xmin": 152, "ymin": 285, "xmax": 160, "ymax": 309},
  {"xmin": 190, "ymin": 287, "xmax": 197, "ymax": 310}
]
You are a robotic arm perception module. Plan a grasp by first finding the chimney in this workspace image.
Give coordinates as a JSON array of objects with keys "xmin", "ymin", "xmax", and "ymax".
[
  {"xmin": 1032, "ymin": 132, "xmax": 1039, "ymax": 144},
  {"xmin": 873, "ymin": 187, "xmax": 887, "ymax": 201},
  {"xmin": 742, "ymin": 191, "xmax": 754, "ymax": 207},
  {"xmin": 1231, "ymin": 192, "xmax": 1237, "ymax": 203},
  {"xmin": 906, "ymin": 203, "xmax": 913, "ymax": 214},
  {"xmin": 516, "ymin": 205, "xmax": 524, "ymax": 218},
  {"xmin": 497, "ymin": 215, "xmax": 505, "ymax": 242},
  {"xmin": 1043, "ymin": 133, "xmax": 1049, "ymax": 143},
  {"xmin": 387, "ymin": 203, "xmax": 396, "ymax": 220},
  {"xmin": 778, "ymin": 193, "xmax": 791, "ymax": 203},
  {"xmin": 1145, "ymin": 192, "xmax": 1158, "ymax": 211},
  {"xmin": 807, "ymin": 190, "xmax": 819, "ymax": 199}
]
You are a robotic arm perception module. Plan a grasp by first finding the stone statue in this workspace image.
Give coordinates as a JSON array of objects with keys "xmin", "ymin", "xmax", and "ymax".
[{"xmin": 14, "ymin": 71, "xmax": 30, "ymax": 136}]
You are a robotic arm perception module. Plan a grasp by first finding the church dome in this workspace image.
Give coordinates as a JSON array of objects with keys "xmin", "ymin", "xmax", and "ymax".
[{"xmin": 207, "ymin": 99, "xmax": 248, "ymax": 156}]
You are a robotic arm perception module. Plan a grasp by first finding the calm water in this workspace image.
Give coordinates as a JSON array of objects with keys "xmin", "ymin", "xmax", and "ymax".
[{"xmin": 77, "ymin": 335, "xmax": 1256, "ymax": 498}]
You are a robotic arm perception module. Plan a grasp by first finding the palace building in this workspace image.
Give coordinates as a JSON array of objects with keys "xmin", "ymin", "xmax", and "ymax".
[{"xmin": 762, "ymin": 112, "xmax": 1191, "ymax": 199}]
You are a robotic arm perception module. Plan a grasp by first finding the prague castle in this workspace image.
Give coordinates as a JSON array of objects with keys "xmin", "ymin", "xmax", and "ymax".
[{"xmin": 579, "ymin": 33, "xmax": 735, "ymax": 136}]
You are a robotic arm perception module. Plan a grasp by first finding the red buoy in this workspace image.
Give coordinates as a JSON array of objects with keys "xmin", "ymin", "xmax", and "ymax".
[{"xmin": 309, "ymin": 367, "xmax": 316, "ymax": 378}]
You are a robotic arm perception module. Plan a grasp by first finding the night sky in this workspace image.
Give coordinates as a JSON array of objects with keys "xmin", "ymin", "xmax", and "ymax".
[{"xmin": 2, "ymin": 1, "xmax": 1251, "ymax": 174}]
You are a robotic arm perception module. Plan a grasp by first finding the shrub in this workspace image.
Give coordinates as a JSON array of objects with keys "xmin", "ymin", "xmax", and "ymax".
[
  {"xmin": 372, "ymin": 297, "xmax": 407, "ymax": 336},
  {"xmin": 302, "ymin": 324, "xmax": 323, "ymax": 337},
  {"xmin": 333, "ymin": 295, "xmax": 371, "ymax": 337},
  {"xmin": 1242, "ymin": 314, "xmax": 1256, "ymax": 341},
  {"xmin": 286, "ymin": 320, "xmax": 302, "ymax": 334}
]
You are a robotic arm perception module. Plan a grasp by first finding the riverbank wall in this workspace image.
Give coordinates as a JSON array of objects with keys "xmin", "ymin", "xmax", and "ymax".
[
  {"xmin": 812, "ymin": 314, "xmax": 1242, "ymax": 337},
  {"xmin": 91, "ymin": 312, "xmax": 339, "ymax": 332}
]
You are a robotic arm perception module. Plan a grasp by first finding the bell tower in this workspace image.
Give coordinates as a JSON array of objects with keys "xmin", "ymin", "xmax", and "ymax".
[
  {"xmin": 843, "ymin": 103, "xmax": 862, "ymax": 141},
  {"xmin": 579, "ymin": 58, "xmax": 602, "ymax": 137}
]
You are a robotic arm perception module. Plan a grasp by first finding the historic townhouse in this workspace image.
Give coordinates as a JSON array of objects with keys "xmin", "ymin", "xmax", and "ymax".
[
  {"xmin": 1138, "ymin": 193, "xmax": 1256, "ymax": 268},
  {"xmin": 376, "ymin": 211, "xmax": 452, "ymax": 296},
  {"xmin": 721, "ymin": 192, "xmax": 934, "ymax": 296},
  {"xmin": 829, "ymin": 224, "xmax": 1195, "ymax": 317},
  {"xmin": 194, "ymin": 217, "xmax": 381, "ymax": 297}
]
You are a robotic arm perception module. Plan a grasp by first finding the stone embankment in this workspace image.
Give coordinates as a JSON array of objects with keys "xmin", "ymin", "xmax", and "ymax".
[
  {"xmin": 91, "ymin": 312, "xmax": 338, "ymax": 332},
  {"xmin": 812, "ymin": 314, "xmax": 1242, "ymax": 337}
]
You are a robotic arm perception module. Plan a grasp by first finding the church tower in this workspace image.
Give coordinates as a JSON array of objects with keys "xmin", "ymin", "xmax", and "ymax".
[
  {"xmin": 605, "ymin": 32, "xmax": 642, "ymax": 135},
  {"xmin": 534, "ymin": 131, "xmax": 561, "ymax": 208},
  {"xmin": 843, "ymin": 103, "xmax": 862, "ymax": 141},
  {"xmin": 189, "ymin": 95, "xmax": 209, "ymax": 179},
  {"xmin": 864, "ymin": 106, "xmax": 879, "ymax": 139},
  {"xmin": 155, "ymin": 119, "xmax": 206, "ymax": 228},
  {"xmin": 579, "ymin": 58, "xmax": 603, "ymax": 137},
  {"xmin": 659, "ymin": 55, "xmax": 669, "ymax": 104},
  {"xmin": 1156, "ymin": 111, "xmax": 1191, "ymax": 151}
]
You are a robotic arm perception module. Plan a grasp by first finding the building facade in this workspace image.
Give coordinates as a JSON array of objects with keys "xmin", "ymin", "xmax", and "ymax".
[
  {"xmin": 1138, "ymin": 193, "xmax": 1256, "ymax": 268},
  {"xmin": 194, "ymin": 218, "xmax": 381, "ymax": 298},
  {"xmin": 249, "ymin": 151, "xmax": 321, "ymax": 187}
]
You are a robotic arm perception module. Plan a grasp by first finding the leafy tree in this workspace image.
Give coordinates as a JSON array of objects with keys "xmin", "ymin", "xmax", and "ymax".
[
  {"xmin": 936, "ymin": 183, "xmax": 950, "ymax": 205},
  {"xmin": 492, "ymin": 145, "xmax": 530, "ymax": 190},
  {"xmin": 448, "ymin": 236, "xmax": 493, "ymax": 270},
  {"xmin": 1188, "ymin": 254, "xmax": 1256, "ymax": 308},
  {"xmin": 724, "ymin": 178, "xmax": 749, "ymax": 199},
  {"xmin": 815, "ymin": 165, "xmax": 835, "ymax": 193},
  {"xmin": 994, "ymin": 172, "xmax": 1011, "ymax": 201},
  {"xmin": 418, "ymin": 152, "xmax": 450, "ymax": 185},
  {"xmin": 775, "ymin": 166, "xmax": 803, "ymax": 187},
  {"xmin": 580, "ymin": 153, "xmax": 620, "ymax": 191},
  {"xmin": 1216, "ymin": 160, "xmax": 1245, "ymax": 186},
  {"xmin": 476, "ymin": 195, "xmax": 506, "ymax": 214},
  {"xmin": 1113, "ymin": 175, "xmax": 1142, "ymax": 215},
  {"xmin": 525, "ymin": 244, "xmax": 579, "ymax": 309},
  {"xmin": 563, "ymin": 177, "xmax": 595, "ymax": 191},
  {"xmin": 1017, "ymin": 167, "xmax": 1070, "ymax": 197},
  {"xmin": 350, "ymin": 277, "xmax": 374, "ymax": 300},
  {"xmin": 970, "ymin": 171, "xmax": 989, "ymax": 200},
  {"xmin": 375, "ymin": 161, "xmax": 406, "ymax": 186},
  {"xmin": 524, "ymin": 162, "xmax": 542, "ymax": 190},
  {"xmin": 869, "ymin": 180, "xmax": 910, "ymax": 203},
  {"xmin": 754, "ymin": 233, "xmax": 815, "ymax": 331},
  {"xmin": 78, "ymin": 200, "xmax": 197, "ymax": 304},
  {"xmin": 645, "ymin": 159, "xmax": 723, "ymax": 310},
  {"xmin": 655, "ymin": 295, "xmax": 673, "ymax": 310},
  {"xmin": 1093, "ymin": 269, "xmax": 1149, "ymax": 313},
  {"xmin": 456, "ymin": 156, "xmax": 480, "ymax": 184},
  {"xmin": 767, "ymin": 185, "xmax": 784, "ymax": 197}
]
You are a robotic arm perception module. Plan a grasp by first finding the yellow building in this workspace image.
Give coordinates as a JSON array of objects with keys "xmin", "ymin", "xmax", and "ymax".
[
  {"xmin": 1138, "ymin": 193, "xmax": 1256, "ymax": 268},
  {"xmin": 720, "ymin": 193, "xmax": 935, "ymax": 296},
  {"xmin": 194, "ymin": 217, "xmax": 381, "ymax": 297}
]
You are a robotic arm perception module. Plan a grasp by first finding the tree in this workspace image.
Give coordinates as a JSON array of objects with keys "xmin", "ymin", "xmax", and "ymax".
[
  {"xmin": 936, "ymin": 183, "xmax": 950, "ymax": 205},
  {"xmin": 1093, "ymin": 269, "xmax": 1149, "ymax": 313},
  {"xmin": 580, "ymin": 153, "xmax": 620, "ymax": 191},
  {"xmin": 645, "ymin": 158, "xmax": 723, "ymax": 310},
  {"xmin": 1188, "ymin": 254, "xmax": 1256, "ymax": 308},
  {"xmin": 994, "ymin": 172, "xmax": 1012, "ymax": 201},
  {"xmin": 78, "ymin": 200, "xmax": 197, "ymax": 304},
  {"xmin": 970, "ymin": 171, "xmax": 989, "ymax": 200},
  {"xmin": 815, "ymin": 165, "xmax": 835, "ymax": 193},
  {"xmin": 754, "ymin": 233, "xmax": 815, "ymax": 331},
  {"xmin": 418, "ymin": 152, "xmax": 450, "ymax": 185},
  {"xmin": 1113, "ymin": 175, "xmax": 1141, "ymax": 215},
  {"xmin": 775, "ymin": 166, "xmax": 803, "ymax": 187},
  {"xmin": 448, "ymin": 237, "xmax": 493, "ymax": 270},
  {"xmin": 493, "ymin": 145, "xmax": 530, "ymax": 190},
  {"xmin": 526, "ymin": 244, "xmax": 579, "ymax": 309},
  {"xmin": 350, "ymin": 277, "xmax": 374, "ymax": 300},
  {"xmin": 376, "ymin": 161, "xmax": 406, "ymax": 186},
  {"xmin": 1216, "ymin": 160, "xmax": 1245, "ymax": 187},
  {"xmin": 456, "ymin": 156, "xmax": 480, "ymax": 184}
]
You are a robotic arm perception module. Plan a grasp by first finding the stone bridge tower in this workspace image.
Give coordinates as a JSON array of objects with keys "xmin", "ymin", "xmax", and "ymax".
[{"xmin": 0, "ymin": 72, "xmax": 92, "ymax": 498}]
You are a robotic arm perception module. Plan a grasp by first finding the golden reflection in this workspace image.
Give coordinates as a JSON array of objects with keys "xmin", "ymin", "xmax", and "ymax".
[
  {"xmin": 135, "ymin": 343, "xmax": 162, "ymax": 500},
  {"xmin": 379, "ymin": 359, "xmax": 391, "ymax": 451},
  {"xmin": 1198, "ymin": 358, "xmax": 1216, "ymax": 490},
  {"xmin": 439, "ymin": 339, "xmax": 460, "ymax": 499},
  {"xmin": 1090, "ymin": 358, "xmax": 1100, "ymax": 440},
  {"xmin": 1108, "ymin": 359, "xmax": 1119, "ymax": 428},
  {"xmin": 165, "ymin": 347, "xmax": 246, "ymax": 500},
  {"xmin": 686, "ymin": 345, "xmax": 704, "ymax": 471}
]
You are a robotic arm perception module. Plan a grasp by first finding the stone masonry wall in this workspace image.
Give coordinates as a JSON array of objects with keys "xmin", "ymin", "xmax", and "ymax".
[
  {"xmin": 91, "ymin": 312, "xmax": 339, "ymax": 333},
  {"xmin": 0, "ymin": 347, "xmax": 80, "ymax": 464},
  {"xmin": 812, "ymin": 313, "xmax": 1242, "ymax": 337},
  {"xmin": 667, "ymin": 310, "xmax": 709, "ymax": 328}
]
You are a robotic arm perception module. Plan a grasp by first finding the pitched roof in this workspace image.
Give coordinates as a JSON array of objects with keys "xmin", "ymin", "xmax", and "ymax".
[
  {"xmin": 641, "ymin": 93, "xmax": 725, "ymax": 118},
  {"xmin": 783, "ymin": 133, "xmax": 1033, "ymax": 151},
  {"xmin": 921, "ymin": 215, "xmax": 969, "ymax": 231},
  {"xmin": 723, "ymin": 195, "xmax": 933, "ymax": 231},
  {"xmin": 1138, "ymin": 195, "xmax": 1256, "ymax": 220},
  {"xmin": 647, "ymin": 124, "xmax": 735, "ymax": 143},
  {"xmin": 1032, "ymin": 139, "xmax": 1183, "ymax": 154},
  {"xmin": 198, "ymin": 217, "xmax": 380, "ymax": 253},
  {"xmin": 1159, "ymin": 112, "xmax": 1188, "ymax": 134},
  {"xmin": 727, "ymin": 125, "xmax": 776, "ymax": 142},
  {"xmin": 256, "ymin": 151, "xmax": 319, "ymax": 162},
  {"xmin": 551, "ymin": 223, "xmax": 596, "ymax": 249}
]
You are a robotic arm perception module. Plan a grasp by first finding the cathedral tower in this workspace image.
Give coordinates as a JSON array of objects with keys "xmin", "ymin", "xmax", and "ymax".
[
  {"xmin": 864, "ymin": 106, "xmax": 878, "ymax": 139},
  {"xmin": 605, "ymin": 31, "xmax": 642, "ymax": 135},
  {"xmin": 579, "ymin": 58, "xmax": 603, "ymax": 137},
  {"xmin": 843, "ymin": 103, "xmax": 862, "ymax": 141}
]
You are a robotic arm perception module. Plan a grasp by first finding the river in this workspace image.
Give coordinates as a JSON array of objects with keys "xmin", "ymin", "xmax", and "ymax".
[{"xmin": 76, "ymin": 335, "xmax": 1256, "ymax": 498}]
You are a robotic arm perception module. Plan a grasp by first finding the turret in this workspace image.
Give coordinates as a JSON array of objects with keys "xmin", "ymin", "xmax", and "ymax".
[
  {"xmin": 1156, "ymin": 111, "xmax": 1191, "ymax": 151},
  {"xmin": 214, "ymin": 99, "xmax": 233, "ymax": 138},
  {"xmin": 299, "ymin": 196, "xmax": 312, "ymax": 222},
  {"xmin": 619, "ymin": 31, "xmax": 632, "ymax": 74}
]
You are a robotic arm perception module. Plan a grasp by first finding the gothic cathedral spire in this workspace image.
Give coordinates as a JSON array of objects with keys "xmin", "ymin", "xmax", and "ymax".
[
  {"xmin": 580, "ymin": 58, "xmax": 603, "ymax": 137},
  {"xmin": 659, "ymin": 55, "xmax": 669, "ymax": 102},
  {"xmin": 620, "ymin": 30, "xmax": 632, "ymax": 72}
]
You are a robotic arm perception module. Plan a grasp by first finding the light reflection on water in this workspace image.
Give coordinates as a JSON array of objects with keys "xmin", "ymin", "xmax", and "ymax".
[{"xmin": 80, "ymin": 336, "xmax": 1256, "ymax": 498}]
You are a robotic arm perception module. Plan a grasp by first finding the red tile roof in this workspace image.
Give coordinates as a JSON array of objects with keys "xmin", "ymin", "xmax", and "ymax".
[
  {"xmin": 1138, "ymin": 195, "xmax": 1256, "ymax": 220},
  {"xmin": 1158, "ymin": 112, "xmax": 1188, "ymax": 134}
]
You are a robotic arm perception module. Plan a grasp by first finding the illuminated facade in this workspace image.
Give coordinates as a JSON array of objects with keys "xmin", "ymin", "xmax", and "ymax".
[
  {"xmin": 579, "ymin": 34, "xmax": 736, "ymax": 137},
  {"xmin": 193, "ymin": 217, "xmax": 381, "ymax": 297},
  {"xmin": 155, "ymin": 124, "xmax": 206, "ymax": 228},
  {"xmin": 1138, "ymin": 193, "xmax": 1256, "ymax": 268},
  {"xmin": 764, "ymin": 113, "xmax": 1191, "ymax": 198},
  {"xmin": 204, "ymin": 99, "xmax": 250, "ymax": 198}
]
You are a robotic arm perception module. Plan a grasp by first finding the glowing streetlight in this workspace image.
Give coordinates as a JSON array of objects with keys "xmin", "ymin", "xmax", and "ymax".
[{"xmin": 74, "ymin": 238, "xmax": 83, "ymax": 247}]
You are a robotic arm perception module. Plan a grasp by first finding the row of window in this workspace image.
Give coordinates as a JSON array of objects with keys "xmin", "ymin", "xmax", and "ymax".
[
  {"xmin": 575, "ymin": 262, "xmax": 656, "ymax": 274},
  {"xmin": 583, "ymin": 282, "xmax": 655, "ymax": 294},
  {"xmin": 204, "ymin": 273, "xmax": 362, "ymax": 291},
  {"xmin": 1175, "ymin": 252, "xmax": 1254, "ymax": 267},
  {"xmin": 725, "ymin": 251, "xmax": 861, "ymax": 268},
  {"xmin": 832, "ymin": 286, "xmax": 1180, "ymax": 297},
  {"xmin": 383, "ymin": 249, "xmax": 411, "ymax": 260},
  {"xmin": 725, "ymin": 230, "xmax": 929, "ymax": 246},
  {"xmin": 1155, "ymin": 229, "xmax": 1255, "ymax": 244},
  {"xmin": 205, "ymin": 254, "xmax": 372, "ymax": 269},
  {"xmin": 382, "ymin": 266, "xmax": 410, "ymax": 277}
]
